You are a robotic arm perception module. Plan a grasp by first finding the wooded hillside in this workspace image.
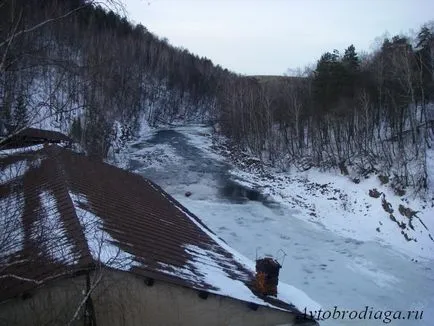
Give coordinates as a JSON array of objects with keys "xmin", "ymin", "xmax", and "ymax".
[
  {"xmin": 1, "ymin": 0, "xmax": 433, "ymax": 193},
  {"xmin": 0, "ymin": 0, "xmax": 232, "ymax": 156}
]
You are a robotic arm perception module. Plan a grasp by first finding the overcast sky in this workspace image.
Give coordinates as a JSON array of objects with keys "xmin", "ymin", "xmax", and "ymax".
[{"xmin": 123, "ymin": 0, "xmax": 433, "ymax": 76}]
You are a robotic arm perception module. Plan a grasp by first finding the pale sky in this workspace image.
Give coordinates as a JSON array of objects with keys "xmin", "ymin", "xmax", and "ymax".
[{"xmin": 123, "ymin": 0, "xmax": 433, "ymax": 75}]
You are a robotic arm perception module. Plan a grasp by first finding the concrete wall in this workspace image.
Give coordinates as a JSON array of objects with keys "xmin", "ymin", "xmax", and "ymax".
[
  {"xmin": 0, "ymin": 271, "xmax": 307, "ymax": 326},
  {"xmin": 0, "ymin": 275, "xmax": 86, "ymax": 326}
]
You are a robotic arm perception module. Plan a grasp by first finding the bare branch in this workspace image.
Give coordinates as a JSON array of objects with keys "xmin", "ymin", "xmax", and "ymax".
[
  {"xmin": 0, "ymin": 274, "xmax": 44, "ymax": 284},
  {"xmin": 0, "ymin": 9, "xmax": 23, "ymax": 72},
  {"xmin": 0, "ymin": 5, "xmax": 87, "ymax": 51},
  {"xmin": 0, "ymin": 270, "xmax": 73, "ymax": 288},
  {"xmin": 67, "ymin": 271, "xmax": 103, "ymax": 326}
]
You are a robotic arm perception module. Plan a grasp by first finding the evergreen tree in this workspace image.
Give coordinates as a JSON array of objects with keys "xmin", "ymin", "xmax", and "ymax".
[
  {"xmin": 416, "ymin": 26, "xmax": 434, "ymax": 103},
  {"xmin": 342, "ymin": 44, "xmax": 359, "ymax": 72},
  {"xmin": 416, "ymin": 26, "xmax": 432, "ymax": 49},
  {"xmin": 13, "ymin": 95, "xmax": 28, "ymax": 128},
  {"xmin": 313, "ymin": 50, "xmax": 346, "ymax": 114},
  {"xmin": 0, "ymin": 103, "xmax": 12, "ymax": 135},
  {"xmin": 69, "ymin": 117, "xmax": 83, "ymax": 142},
  {"xmin": 342, "ymin": 44, "xmax": 360, "ymax": 97}
]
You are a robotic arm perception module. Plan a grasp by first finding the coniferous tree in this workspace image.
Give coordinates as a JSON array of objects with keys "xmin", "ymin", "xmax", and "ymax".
[
  {"xmin": 416, "ymin": 26, "xmax": 434, "ymax": 103},
  {"xmin": 13, "ymin": 95, "xmax": 28, "ymax": 128},
  {"xmin": 342, "ymin": 44, "xmax": 360, "ymax": 98}
]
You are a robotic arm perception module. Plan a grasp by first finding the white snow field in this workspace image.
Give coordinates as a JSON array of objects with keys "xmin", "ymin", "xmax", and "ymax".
[{"xmin": 115, "ymin": 124, "xmax": 434, "ymax": 326}]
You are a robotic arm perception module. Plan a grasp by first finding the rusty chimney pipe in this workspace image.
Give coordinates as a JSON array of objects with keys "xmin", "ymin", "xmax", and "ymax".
[{"xmin": 254, "ymin": 257, "xmax": 281, "ymax": 296}]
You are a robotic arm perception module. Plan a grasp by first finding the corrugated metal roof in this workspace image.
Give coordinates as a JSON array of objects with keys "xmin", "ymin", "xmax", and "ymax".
[
  {"xmin": 0, "ymin": 128, "xmax": 72, "ymax": 150},
  {"xmin": 0, "ymin": 143, "xmax": 308, "ymax": 316}
]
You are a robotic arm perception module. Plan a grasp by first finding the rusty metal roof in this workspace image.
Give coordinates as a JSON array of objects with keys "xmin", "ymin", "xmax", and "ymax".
[
  {"xmin": 0, "ymin": 143, "xmax": 309, "ymax": 316},
  {"xmin": 0, "ymin": 128, "xmax": 72, "ymax": 150}
]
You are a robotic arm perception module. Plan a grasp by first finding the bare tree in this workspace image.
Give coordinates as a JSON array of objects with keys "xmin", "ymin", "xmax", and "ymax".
[{"xmin": 0, "ymin": 0, "xmax": 124, "ymax": 146}]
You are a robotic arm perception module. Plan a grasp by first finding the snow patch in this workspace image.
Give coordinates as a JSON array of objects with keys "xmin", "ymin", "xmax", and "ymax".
[
  {"xmin": 129, "ymin": 143, "xmax": 181, "ymax": 171},
  {"xmin": 0, "ymin": 152, "xmax": 42, "ymax": 185},
  {"xmin": 176, "ymin": 125, "xmax": 225, "ymax": 162},
  {"xmin": 34, "ymin": 191, "xmax": 78, "ymax": 264},
  {"xmin": 427, "ymin": 147, "xmax": 434, "ymax": 194},
  {"xmin": 0, "ymin": 160, "xmax": 29, "ymax": 185},
  {"xmin": 185, "ymin": 244, "xmax": 321, "ymax": 313},
  {"xmin": 0, "ymin": 144, "xmax": 44, "ymax": 156},
  {"xmin": 157, "ymin": 262, "xmax": 202, "ymax": 284},
  {"xmin": 276, "ymin": 282, "xmax": 323, "ymax": 315},
  {"xmin": 346, "ymin": 257, "xmax": 400, "ymax": 288},
  {"xmin": 69, "ymin": 192, "xmax": 138, "ymax": 270},
  {"xmin": 138, "ymin": 116, "xmax": 154, "ymax": 139}
]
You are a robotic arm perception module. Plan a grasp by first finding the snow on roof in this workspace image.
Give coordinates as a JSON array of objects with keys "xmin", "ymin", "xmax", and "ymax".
[
  {"xmin": 0, "ymin": 139, "xmax": 318, "ymax": 318},
  {"xmin": 152, "ymin": 181, "xmax": 321, "ymax": 313},
  {"xmin": 0, "ymin": 160, "xmax": 30, "ymax": 185},
  {"xmin": 184, "ymin": 244, "xmax": 272, "ymax": 306},
  {"xmin": 69, "ymin": 191, "xmax": 138, "ymax": 270},
  {"xmin": 34, "ymin": 191, "xmax": 79, "ymax": 265},
  {"xmin": 0, "ymin": 144, "xmax": 44, "ymax": 157}
]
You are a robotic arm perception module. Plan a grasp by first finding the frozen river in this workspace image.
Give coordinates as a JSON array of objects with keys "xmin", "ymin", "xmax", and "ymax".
[{"xmin": 126, "ymin": 127, "xmax": 434, "ymax": 326}]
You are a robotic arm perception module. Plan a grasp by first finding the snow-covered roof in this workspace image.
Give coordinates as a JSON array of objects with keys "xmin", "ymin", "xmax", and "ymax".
[{"xmin": 0, "ymin": 141, "xmax": 316, "ymax": 319}]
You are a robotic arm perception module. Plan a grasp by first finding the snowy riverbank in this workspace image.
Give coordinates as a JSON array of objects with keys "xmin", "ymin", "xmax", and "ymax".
[
  {"xmin": 177, "ymin": 125, "xmax": 434, "ymax": 261},
  {"xmin": 112, "ymin": 124, "xmax": 434, "ymax": 326}
]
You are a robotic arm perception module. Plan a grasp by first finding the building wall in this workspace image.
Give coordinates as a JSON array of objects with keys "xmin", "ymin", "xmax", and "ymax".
[
  {"xmin": 0, "ymin": 274, "xmax": 86, "ymax": 326},
  {"xmin": 0, "ymin": 271, "xmax": 305, "ymax": 326}
]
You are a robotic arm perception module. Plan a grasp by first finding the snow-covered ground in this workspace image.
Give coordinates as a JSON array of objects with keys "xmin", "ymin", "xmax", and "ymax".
[
  {"xmin": 116, "ymin": 124, "xmax": 434, "ymax": 326},
  {"xmin": 230, "ymin": 164, "xmax": 434, "ymax": 261}
]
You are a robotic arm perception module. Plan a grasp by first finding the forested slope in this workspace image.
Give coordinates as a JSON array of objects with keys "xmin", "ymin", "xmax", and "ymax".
[
  {"xmin": 1, "ymin": 0, "xmax": 433, "ymax": 194},
  {"xmin": 218, "ymin": 37, "xmax": 434, "ymax": 194},
  {"xmin": 0, "ymin": 0, "xmax": 231, "ymax": 156}
]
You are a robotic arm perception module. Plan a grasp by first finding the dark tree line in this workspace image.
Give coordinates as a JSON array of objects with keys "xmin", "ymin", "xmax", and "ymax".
[
  {"xmin": 218, "ymin": 28, "xmax": 434, "ymax": 193},
  {"xmin": 0, "ymin": 0, "xmax": 230, "ymax": 156}
]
